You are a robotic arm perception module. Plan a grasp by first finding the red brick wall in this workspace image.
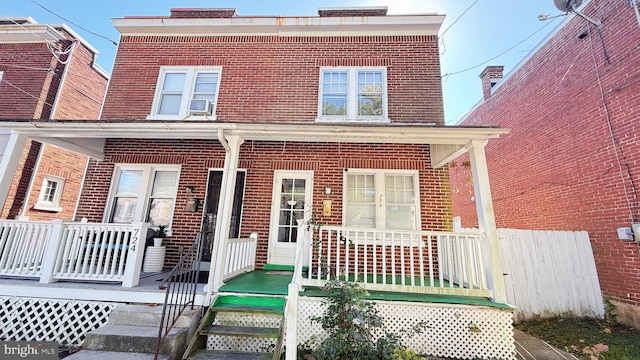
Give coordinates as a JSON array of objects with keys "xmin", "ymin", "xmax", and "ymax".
[
  {"xmin": 451, "ymin": 0, "xmax": 640, "ymax": 307},
  {"xmin": 0, "ymin": 43, "xmax": 56, "ymax": 119},
  {"xmin": 18, "ymin": 145, "xmax": 88, "ymax": 220},
  {"xmin": 0, "ymin": 31, "xmax": 107, "ymax": 220},
  {"xmin": 1, "ymin": 140, "xmax": 40, "ymax": 219},
  {"xmin": 102, "ymin": 35, "xmax": 443, "ymax": 125},
  {"xmin": 52, "ymin": 32, "xmax": 108, "ymax": 120},
  {"xmin": 76, "ymin": 139, "xmax": 450, "ymax": 267}
]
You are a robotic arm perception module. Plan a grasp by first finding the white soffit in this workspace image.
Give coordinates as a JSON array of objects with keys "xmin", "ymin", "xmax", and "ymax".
[{"xmin": 0, "ymin": 24, "xmax": 65, "ymax": 44}]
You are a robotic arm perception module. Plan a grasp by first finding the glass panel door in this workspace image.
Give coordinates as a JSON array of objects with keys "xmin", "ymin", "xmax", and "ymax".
[{"xmin": 269, "ymin": 171, "xmax": 313, "ymax": 265}]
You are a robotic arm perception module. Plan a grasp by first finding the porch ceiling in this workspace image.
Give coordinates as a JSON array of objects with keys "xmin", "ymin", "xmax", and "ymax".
[{"xmin": 1, "ymin": 121, "xmax": 509, "ymax": 165}]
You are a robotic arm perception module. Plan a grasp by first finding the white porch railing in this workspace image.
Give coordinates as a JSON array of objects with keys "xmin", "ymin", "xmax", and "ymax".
[
  {"xmin": 0, "ymin": 220, "xmax": 148, "ymax": 287},
  {"xmin": 293, "ymin": 224, "xmax": 491, "ymax": 298},
  {"xmin": 222, "ymin": 233, "xmax": 258, "ymax": 281},
  {"xmin": 0, "ymin": 221, "xmax": 52, "ymax": 278}
]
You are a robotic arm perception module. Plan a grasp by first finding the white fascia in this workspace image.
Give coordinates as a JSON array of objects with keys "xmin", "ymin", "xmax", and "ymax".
[{"xmin": 112, "ymin": 14, "xmax": 445, "ymax": 37}]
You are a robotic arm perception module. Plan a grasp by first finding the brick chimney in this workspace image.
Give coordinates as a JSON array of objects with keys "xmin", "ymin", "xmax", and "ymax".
[
  {"xmin": 170, "ymin": 8, "xmax": 237, "ymax": 19},
  {"xmin": 479, "ymin": 65, "xmax": 504, "ymax": 100}
]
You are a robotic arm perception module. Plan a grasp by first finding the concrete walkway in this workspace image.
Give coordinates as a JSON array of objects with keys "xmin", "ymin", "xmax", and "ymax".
[{"xmin": 514, "ymin": 329, "xmax": 579, "ymax": 360}]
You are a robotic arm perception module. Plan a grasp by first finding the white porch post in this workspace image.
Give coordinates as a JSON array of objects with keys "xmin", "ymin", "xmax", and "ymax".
[
  {"xmin": 0, "ymin": 132, "xmax": 27, "ymax": 212},
  {"xmin": 122, "ymin": 222, "xmax": 149, "ymax": 288},
  {"xmin": 39, "ymin": 219, "xmax": 65, "ymax": 284},
  {"xmin": 207, "ymin": 133, "xmax": 243, "ymax": 303},
  {"xmin": 465, "ymin": 139, "xmax": 507, "ymax": 304}
]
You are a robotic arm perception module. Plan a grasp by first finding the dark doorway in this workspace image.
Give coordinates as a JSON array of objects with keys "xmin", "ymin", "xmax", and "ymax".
[{"xmin": 201, "ymin": 170, "xmax": 245, "ymax": 261}]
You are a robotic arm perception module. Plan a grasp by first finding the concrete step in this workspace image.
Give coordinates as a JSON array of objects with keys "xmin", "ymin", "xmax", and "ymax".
[
  {"xmin": 188, "ymin": 349, "xmax": 273, "ymax": 360},
  {"xmin": 83, "ymin": 324, "xmax": 188, "ymax": 355},
  {"xmin": 108, "ymin": 304, "xmax": 199, "ymax": 328},
  {"xmin": 202, "ymin": 325, "xmax": 280, "ymax": 338},
  {"xmin": 64, "ymin": 350, "xmax": 170, "ymax": 360},
  {"xmin": 213, "ymin": 303, "xmax": 284, "ymax": 315}
]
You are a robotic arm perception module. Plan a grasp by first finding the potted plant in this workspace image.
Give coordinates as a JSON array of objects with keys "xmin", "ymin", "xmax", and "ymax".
[{"xmin": 152, "ymin": 225, "xmax": 167, "ymax": 246}]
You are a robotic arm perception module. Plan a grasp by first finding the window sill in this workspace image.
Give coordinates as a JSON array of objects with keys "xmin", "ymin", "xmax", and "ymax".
[
  {"xmin": 146, "ymin": 114, "xmax": 217, "ymax": 121},
  {"xmin": 315, "ymin": 117, "xmax": 390, "ymax": 123},
  {"xmin": 33, "ymin": 203, "xmax": 62, "ymax": 212}
]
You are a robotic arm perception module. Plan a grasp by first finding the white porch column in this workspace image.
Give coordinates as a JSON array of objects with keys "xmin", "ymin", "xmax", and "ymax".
[
  {"xmin": 465, "ymin": 139, "xmax": 507, "ymax": 304},
  {"xmin": 207, "ymin": 134, "xmax": 243, "ymax": 302},
  {"xmin": 0, "ymin": 132, "xmax": 27, "ymax": 213}
]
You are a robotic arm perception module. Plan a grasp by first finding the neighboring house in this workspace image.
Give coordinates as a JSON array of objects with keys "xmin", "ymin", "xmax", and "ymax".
[
  {"xmin": 0, "ymin": 8, "xmax": 516, "ymax": 359},
  {"xmin": 0, "ymin": 17, "xmax": 108, "ymax": 221},
  {"xmin": 450, "ymin": 0, "xmax": 640, "ymax": 328}
]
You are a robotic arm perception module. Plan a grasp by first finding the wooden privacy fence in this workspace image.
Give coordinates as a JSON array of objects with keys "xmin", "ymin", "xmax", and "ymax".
[{"xmin": 498, "ymin": 229, "xmax": 604, "ymax": 321}]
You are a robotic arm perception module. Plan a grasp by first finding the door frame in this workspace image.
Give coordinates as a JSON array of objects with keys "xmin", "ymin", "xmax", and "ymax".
[{"xmin": 267, "ymin": 170, "xmax": 314, "ymax": 265}]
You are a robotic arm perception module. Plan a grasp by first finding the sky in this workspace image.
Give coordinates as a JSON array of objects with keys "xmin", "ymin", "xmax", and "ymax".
[{"xmin": 1, "ymin": 0, "xmax": 565, "ymax": 124}]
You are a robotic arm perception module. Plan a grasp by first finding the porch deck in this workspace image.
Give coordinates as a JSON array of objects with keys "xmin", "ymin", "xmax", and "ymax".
[
  {"xmin": 0, "ymin": 271, "xmax": 207, "ymax": 305},
  {"xmin": 220, "ymin": 269, "xmax": 511, "ymax": 309}
]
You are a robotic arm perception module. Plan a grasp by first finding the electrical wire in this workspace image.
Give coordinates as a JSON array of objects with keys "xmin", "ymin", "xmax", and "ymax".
[
  {"xmin": 0, "ymin": 63, "xmax": 53, "ymax": 72},
  {"xmin": 442, "ymin": 18, "xmax": 557, "ymax": 80},
  {"xmin": 439, "ymin": 0, "xmax": 480, "ymax": 56},
  {"xmin": 0, "ymin": 14, "xmax": 71, "ymax": 64},
  {"xmin": 1, "ymin": 78, "xmax": 55, "ymax": 109},
  {"xmin": 29, "ymin": 0, "xmax": 118, "ymax": 46},
  {"xmin": 588, "ymin": 24, "xmax": 639, "ymax": 223}
]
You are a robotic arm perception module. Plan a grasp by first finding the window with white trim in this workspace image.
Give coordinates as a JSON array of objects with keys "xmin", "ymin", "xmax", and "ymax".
[
  {"xmin": 34, "ymin": 175, "xmax": 64, "ymax": 212},
  {"xmin": 317, "ymin": 67, "xmax": 388, "ymax": 122},
  {"xmin": 148, "ymin": 67, "xmax": 222, "ymax": 120},
  {"xmin": 106, "ymin": 165, "xmax": 180, "ymax": 228},
  {"xmin": 343, "ymin": 170, "xmax": 419, "ymax": 230}
]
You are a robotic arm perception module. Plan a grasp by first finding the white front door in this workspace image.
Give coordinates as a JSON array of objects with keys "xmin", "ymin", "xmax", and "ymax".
[{"xmin": 268, "ymin": 171, "xmax": 313, "ymax": 265}]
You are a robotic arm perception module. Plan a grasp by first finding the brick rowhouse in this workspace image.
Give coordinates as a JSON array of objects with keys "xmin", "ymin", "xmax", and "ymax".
[
  {"xmin": 74, "ymin": 8, "xmax": 453, "ymax": 273},
  {"xmin": 0, "ymin": 19, "xmax": 108, "ymax": 220}
]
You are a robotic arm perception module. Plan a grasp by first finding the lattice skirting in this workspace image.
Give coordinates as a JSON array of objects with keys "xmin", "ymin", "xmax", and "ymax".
[
  {"xmin": 297, "ymin": 297, "xmax": 516, "ymax": 360},
  {"xmin": 0, "ymin": 296, "xmax": 121, "ymax": 346}
]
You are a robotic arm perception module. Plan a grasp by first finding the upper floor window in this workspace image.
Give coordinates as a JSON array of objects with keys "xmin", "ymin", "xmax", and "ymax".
[
  {"xmin": 148, "ymin": 67, "xmax": 222, "ymax": 120},
  {"xmin": 34, "ymin": 175, "xmax": 64, "ymax": 212},
  {"xmin": 317, "ymin": 67, "xmax": 388, "ymax": 122},
  {"xmin": 106, "ymin": 164, "xmax": 180, "ymax": 229}
]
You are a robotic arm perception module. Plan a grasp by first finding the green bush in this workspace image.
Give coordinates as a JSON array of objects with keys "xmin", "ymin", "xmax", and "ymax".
[{"xmin": 299, "ymin": 280, "xmax": 428, "ymax": 360}]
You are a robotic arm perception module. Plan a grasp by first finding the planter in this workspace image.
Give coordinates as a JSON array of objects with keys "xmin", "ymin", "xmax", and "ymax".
[
  {"xmin": 143, "ymin": 246, "xmax": 166, "ymax": 272},
  {"xmin": 154, "ymin": 237, "xmax": 164, "ymax": 247}
]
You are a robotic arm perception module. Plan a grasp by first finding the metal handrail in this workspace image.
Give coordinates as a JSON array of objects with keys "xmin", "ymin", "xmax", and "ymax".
[{"xmin": 154, "ymin": 232, "xmax": 204, "ymax": 360}]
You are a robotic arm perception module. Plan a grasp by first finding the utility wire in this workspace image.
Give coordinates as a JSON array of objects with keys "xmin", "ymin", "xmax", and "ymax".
[
  {"xmin": 439, "ymin": 0, "xmax": 480, "ymax": 55},
  {"xmin": 1, "ymin": 78, "xmax": 55, "ymax": 108},
  {"xmin": 442, "ymin": 18, "xmax": 557, "ymax": 80},
  {"xmin": 588, "ymin": 28, "xmax": 639, "ymax": 222},
  {"xmin": 441, "ymin": 0, "xmax": 479, "ymax": 37},
  {"xmin": 439, "ymin": 0, "xmax": 478, "ymax": 55},
  {"xmin": 29, "ymin": 0, "xmax": 118, "ymax": 46}
]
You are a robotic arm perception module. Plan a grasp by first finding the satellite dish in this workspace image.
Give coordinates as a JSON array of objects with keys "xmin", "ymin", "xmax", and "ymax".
[
  {"xmin": 552, "ymin": 0, "xmax": 601, "ymax": 27},
  {"xmin": 554, "ymin": 0, "xmax": 583, "ymax": 12}
]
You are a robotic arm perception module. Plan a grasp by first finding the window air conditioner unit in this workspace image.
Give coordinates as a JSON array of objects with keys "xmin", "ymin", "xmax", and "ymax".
[{"xmin": 188, "ymin": 99, "xmax": 213, "ymax": 115}]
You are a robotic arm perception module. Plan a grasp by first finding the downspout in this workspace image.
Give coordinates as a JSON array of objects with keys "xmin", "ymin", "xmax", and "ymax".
[
  {"xmin": 49, "ymin": 40, "xmax": 77, "ymax": 120},
  {"xmin": 631, "ymin": 0, "xmax": 640, "ymax": 30}
]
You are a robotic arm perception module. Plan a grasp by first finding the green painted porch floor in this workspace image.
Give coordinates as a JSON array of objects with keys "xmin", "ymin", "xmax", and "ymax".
[{"xmin": 218, "ymin": 269, "xmax": 511, "ymax": 309}]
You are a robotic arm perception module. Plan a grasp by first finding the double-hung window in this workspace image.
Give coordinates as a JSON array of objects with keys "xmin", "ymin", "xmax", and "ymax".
[
  {"xmin": 344, "ymin": 170, "xmax": 419, "ymax": 230},
  {"xmin": 148, "ymin": 67, "xmax": 222, "ymax": 120},
  {"xmin": 107, "ymin": 165, "xmax": 180, "ymax": 228},
  {"xmin": 317, "ymin": 67, "xmax": 388, "ymax": 122},
  {"xmin": 34, "ymin": 175, "xmax": 64, "ymax": 212}
]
